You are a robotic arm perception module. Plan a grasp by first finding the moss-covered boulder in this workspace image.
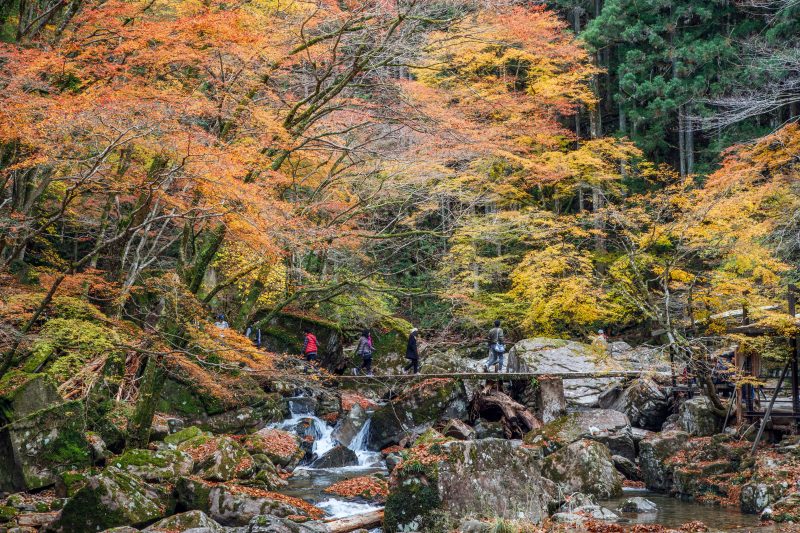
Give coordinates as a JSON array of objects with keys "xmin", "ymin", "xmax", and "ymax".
[
  {"xmin": 541, "ymin": 439, "xmax": 623, "ymax": 498},
  {"xmin": 769, "ymin": 493, "xmax": 800, "ymax": 522},
  {"xmin": 523, "ymin": 409, "xmax": 635, "ymax": 460},
  {"xmin": 177, "ymin": 434, "xmax": 254, "ymax": 482},
  {"xmin": 0, "ymin": 372, "xmax": 62, "ymax": 422},
  {"xmin": 0, "ymin": 398, "xmax": 91, "ymax": 492},
  {"xmin": 369, "ymin": 378, "xmax": 469, "ymax": 449},
  {"xmin": 242, "ymin": 429, "xmax": 304, "ymax": 469},
  {"xmin": 46, "ymin": 467, "xmax": 170, "ymax": 532},
  {"xmin": 163, "ymin": 426, "xmax": 206, "ymax": 446},
  {"xmin": 112, "ymin": 448, "xmax": 194, "ymax": 482},
  {"xmin": 638, "ymin": 430, "xmax": 689, "ymax": 492},
  {"xmin": 384, "ymin": 438, "xmax": 557, "ymax": 532},
  {"xmin": 142, "ymin": 510, "xmax": 223, "ymax": 532}
]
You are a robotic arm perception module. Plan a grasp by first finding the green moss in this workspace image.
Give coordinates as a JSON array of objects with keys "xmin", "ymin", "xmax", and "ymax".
[
  {"xmin": 43, "ymin": 424, "xmax": 91, "ymax": 466},
  {"xmin": 0, "ymin": 505, "xmax": 18, "ymax": 523},
  {"xmin": 114, "ymin": 449, "xmax": 169, "ymax": 468},
  {"xmin": 164, "ymin": 426, "xmax": 204, "ymax": 445},
  {"xmin": 59, "ymin": 471, "xmax": 90, "ymax": 497},
  {"xmin": 384, "ymin": 459, "xmax": 443, "ymax": 533},
  {"xmin": 50, "ymin": 296, "xmax": 106, "ymax": 322}
]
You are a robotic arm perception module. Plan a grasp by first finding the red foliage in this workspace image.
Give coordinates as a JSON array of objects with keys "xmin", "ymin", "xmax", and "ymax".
[{"xmin": 324, "ymin": 475, "xmax": 388, "ymax": 502}]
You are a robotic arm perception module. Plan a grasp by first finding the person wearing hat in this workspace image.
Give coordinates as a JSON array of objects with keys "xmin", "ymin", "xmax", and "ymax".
[{"xmin": 404, "ymin": 327, "xmax": 420, "ymax": 374}]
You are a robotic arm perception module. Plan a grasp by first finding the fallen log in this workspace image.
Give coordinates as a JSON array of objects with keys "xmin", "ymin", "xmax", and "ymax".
[
  {"xmin": 471, "ymin": 386, "xmax": 541, "ymax": 438},
  {"xmin": 324, "ymin": 509, "xmax": 384, "ymax": 533}
]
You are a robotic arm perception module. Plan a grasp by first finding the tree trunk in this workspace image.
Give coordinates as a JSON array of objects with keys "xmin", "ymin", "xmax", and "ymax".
[
  {"xmin": 593, "ymin": 187, "xmax": 606, "ymax": 254},
  {"xmin": 470, "ymin": 386, "xmax": 541, "ymax": 439},
  {"xmin": 187, "ymin": 224, "xmax": 226, "ymax": 294},
  {"xmin": 126, "ymin": 353, "xmax": 166, "ymax": 450},
  {"xmin": 686, "ymin": 115, "xmax": 695, "ymax": 175},
  {"xmin": 325, "ymin": 510, "xmax": 384, "ymax": 533}
]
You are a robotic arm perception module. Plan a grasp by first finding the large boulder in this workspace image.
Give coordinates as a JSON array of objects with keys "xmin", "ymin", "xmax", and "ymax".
[
  {"xmin": 524, "ymin": 409, "xmax": 635, "ymax": 460},
  {"xmin": 331, "ymin": 403, "xmax": 368, "ymax": 447},
  {"xmin": 639, "ymin": 430, "xmax": 688, "ymax": 492},
  {"xmin": 740, "ymin": 481, "xmax": 789, "ymax": 514},
  {"xmin": 0, "ymin": 387, "xmax": 90, "ymax": 492},
  {"xmin": 677, "ymin": 396, "xmax": 723, "ymax": 436},
  {"xmin": 46, "ymin": 467, "xmax": 170, "ymax": 532},
  {"xmin": 384, "ymin": 438, "xmax": 557, "ymax": 532},
  {"xmin": 508, "ymin": 338, "xmax": 635, "ymax": 407},
  {"xmin": 143, "ymin": 510, "xmax": 223, "ymax": 532},
  {"xmin": 177, "ymin": 434, "xmax": 255, "ymax": 481},
  {"xmin": 599, "ymin": 378, "xmax": 670, "ymax": 431},
  {"xmin": 541, "ymin": 439, "xmax": 623, "ymax": 498},
  {"xmin": 309, "ymin": 445, "xmax": 358, "ymax": 468},
  {"xmin": 206, "ymin": 484, "xmax": 319, "ymax": 526},
  {"xmin": 112, "ymin": 448, "xmax": 194, "ymax": 482},
  {"xmin": 368, "ymin": 378, "xmax": 469, "ymax": 449}
]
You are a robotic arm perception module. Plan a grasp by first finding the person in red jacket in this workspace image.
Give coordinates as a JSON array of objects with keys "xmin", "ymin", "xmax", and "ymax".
[{"xmin": 302, "ymin": 328, "xmax": 318, "ymax": 363}]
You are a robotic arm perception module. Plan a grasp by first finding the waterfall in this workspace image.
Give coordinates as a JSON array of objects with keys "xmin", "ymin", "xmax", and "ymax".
[{"xmin": 347, "ymin": 419, "xmax": 381, "ymax": 467}]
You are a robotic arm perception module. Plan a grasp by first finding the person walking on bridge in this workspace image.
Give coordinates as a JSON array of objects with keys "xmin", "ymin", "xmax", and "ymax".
[
  {"xmin": 405, "ymin": 327, "xmax": 419, "ymax": 374},
  {"xmin": 302, "ymin": 328, "xmax": 318, "ymax": 363},
  {"xmin": 354, "ymin": 329, "xmax": 375, "ymax": 375},
  {"xmin": 484, "ymin": 319, "xmax": 505, "ymax": 373}
]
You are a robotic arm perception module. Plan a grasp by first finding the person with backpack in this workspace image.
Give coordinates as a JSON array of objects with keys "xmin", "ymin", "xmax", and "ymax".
[
  {"xmin": 302, "ymin": 328, "xmax": 318, "ymax": 363},
  {"xmin": 404, "ymin": 327, "xmax": 419, "ymax": 374},
  {"xmin": 355, "ymin": 329, "xmax": 374, "ymax": 375},
  {"xmin": 484, "ymin": 319, "xmax": 505, "ymax": 373}
]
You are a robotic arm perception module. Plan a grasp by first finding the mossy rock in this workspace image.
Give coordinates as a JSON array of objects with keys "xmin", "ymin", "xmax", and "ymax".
[
  {"xmin": 241, "ymin": 429, "xmax": 304, "ymax": 469},
  {"xmin": 24, "ymin": 318, "xmax": 124, "ymax": 385},
  {"xmin": 174, "ymin": 476, "xmax": 214, "ymax": 514},
  {"xmin": 49, "ymin": 296, "xmax": 107, "ymax": 323},
  {"xmin": 164, "ymin": 426, "xmax": 206, "ymax": 446},
  {"xmin": 55, "ymin": 470, "xmax": 90, "ymax": 498},
  {"xmin": 112, "ymin": 448, "xmax": 194, "ymax": 482},
  {"xmin": 1, "ymin": 400, "xmax": 91, "ymax": 492},
  {"xmin": 47, "ymin": 467, "xmax": 171, "ymax": 532},
  {"xmin": 0, "ymin": 505, "xmax": 18, "ymax": 523},
  {"xmin": 0, "ymin": 372, "xmax": 61, "ymax": 423}
]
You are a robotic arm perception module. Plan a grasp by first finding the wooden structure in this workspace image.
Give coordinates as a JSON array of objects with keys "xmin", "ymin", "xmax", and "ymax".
[{"xmin": 728, "ymin": 285, "xmax": 800, "ymax": 436}]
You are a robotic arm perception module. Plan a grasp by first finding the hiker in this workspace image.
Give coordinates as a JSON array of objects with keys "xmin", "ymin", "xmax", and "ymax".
[
  {"xmin": 484, "ymin": 319, "xmax": 505, "ymax": 373},
  {"xmin": 405, "ymin": 327, "xmax": 419, "ymax": 374},
  {"xmin": 302, "ymin": 328, "xmax": 318, "ymax": 363},
  {"xmin": 245, "ymin": 325, "xmax": 262, "ymax": 347},
  {"xmin": 214, "ymin": 314, "xmax": 229, "ymax": 329},
  {"xmin": 593, "ymin": 328, "xmax": 611, "ymax": 355},
  {"xmin": 355, "ymin": 329, "xmax": 374, "ymax": 375}
]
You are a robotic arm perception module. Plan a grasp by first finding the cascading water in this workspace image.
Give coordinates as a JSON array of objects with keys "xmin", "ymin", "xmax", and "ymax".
[{"xmin": 347, "ymin": 418, "xmax": 382, "ymax": 467}]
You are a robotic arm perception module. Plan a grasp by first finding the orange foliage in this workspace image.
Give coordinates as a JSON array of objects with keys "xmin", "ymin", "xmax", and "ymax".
[{"xmin": 324, "ymin": 475, "xmax": 388, "ymax": 502}]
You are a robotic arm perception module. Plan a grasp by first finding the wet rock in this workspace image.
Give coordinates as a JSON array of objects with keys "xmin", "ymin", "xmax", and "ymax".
[
  {"xmin": 332, "ymin": 404, "xmax": 367, "ymax": 447},
  {"xmin": 143, "ymin": 510, "xmax": 224, "ymax": 532},
  {"xmin": 612, "ymin": 455, "xmax": 640, "ymax": 480},
  {"xmin": 112, "ymin": 448, "xmax": 194, "ymax": 482},
  {"xmin": 245, "ymin": 514, "xmax": 329, "ymax": 532},
  {"xmin": 523, "ymin": 409, "xmax": 635, "ymax": 460},
  {"xmin": 385, "ymin": 453, "xmax": 402, "ymax": 473},
  {"xmin": 178, "ymin": 435, "xmax": 254, "ymax": 482},
  {"xmin": 677, "ymin": 397, "xmax": 723, "ymax": 436},
  {"xmin": 441, "ymin": 419, "xmax": 475, "ymax": 440},
  {"xmin": 0, "ymin": 397, "xmax": 90, "ymax": 492},
  {"xmin": 619, "ymin": 497, "xmax": 657, "ymax": 513},
  {"xmin": 599, "ymin": 378, "xmax": 669, "ymax": 431},
  {"xmin": 639, "ymin": 430, "xmax": 688, "ymax": 492},
  {"xmin": 46, "ymin": 467, "xmax": 170, "ymax": 532},
  {"xmin": 661, "ymin": 413, "xmax": 680, "ymax": 432},
  {"xmin": 99, "ymin": 527, "xmax": 140, "ymax": 533},
  {"xmin": 310, "ymin": 445, "xmax": 357, "ymax": 468},
  {"xmin": 541, "ymin": 439, "xmax": 623, "ymax": 498},
  {"xmin": 368, "ymin": 379, "xmax": 469, "ymax": 449},
  {"xmin": 507, "ymin": 338, "xmax": 637, "ymax": 407},
  {"xmin": 384, "ymin": 438, "xmax": 557, "ymax": 531},
  {"xmin": 196, "ymin": 402, "xmax": 284, "ymax": 434},
  {"xmin": 242, "ymin": 429, "xmax": 304, "ymax": 469}
]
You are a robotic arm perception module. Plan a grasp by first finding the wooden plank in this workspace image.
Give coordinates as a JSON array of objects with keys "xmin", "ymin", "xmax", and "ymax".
[
  {"xmin": 318, "ymin": 371, "xmax": 656, "ymax": 381},
  {"xmin": 324, "ymin": 509, "xmax": 383, "ymax": 533}
]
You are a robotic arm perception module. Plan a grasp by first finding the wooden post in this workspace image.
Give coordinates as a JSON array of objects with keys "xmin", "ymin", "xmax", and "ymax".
[
  {"xmin": 789, "ymin": 285, "xmax": 799, "ymax": 433},
  {"xmin": 752, "ymin": 361, "xmax": 791, "ymax": 454}
]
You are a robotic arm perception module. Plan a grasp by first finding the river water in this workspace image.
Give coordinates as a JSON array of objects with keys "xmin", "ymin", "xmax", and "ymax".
[{"xmin": 273, "ymin": 398, "xmax": 772, "ymax": 532}]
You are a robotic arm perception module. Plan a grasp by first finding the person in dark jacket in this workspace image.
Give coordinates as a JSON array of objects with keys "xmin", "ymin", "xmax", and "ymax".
[
  {"xmin": 302, "ymin": 328, "xmax": 318, "ymax": 362},
  {"xmin": 404, "ymin": 327, "xmax": 419, "ymax": 374},
  {"xmin": 355, "ymin": 329, "xmax": 374, "ymax": 375},
  {"xmin": 484, "ymin": 319, "xmax": 505, "ymax": 372}
]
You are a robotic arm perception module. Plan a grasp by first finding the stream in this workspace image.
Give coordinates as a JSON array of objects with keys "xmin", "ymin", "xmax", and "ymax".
[
  {"xmin": 273, "ymin": 398, "xmax": 772, "ymax": 532},
  {"xmin": 273, "ymin": 397, "xmax": 386, "ymax": 522}
]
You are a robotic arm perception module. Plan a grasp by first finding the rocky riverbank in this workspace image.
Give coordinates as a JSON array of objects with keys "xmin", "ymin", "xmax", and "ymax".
[{"xmin": 1, "ymin": 337, "xmax": 798, "ymax": 533}]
